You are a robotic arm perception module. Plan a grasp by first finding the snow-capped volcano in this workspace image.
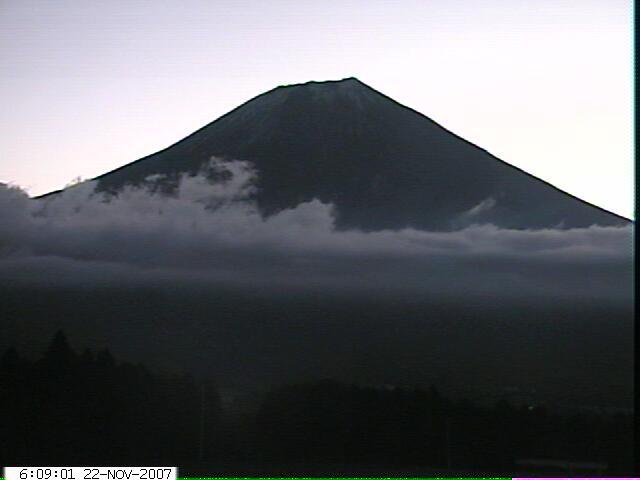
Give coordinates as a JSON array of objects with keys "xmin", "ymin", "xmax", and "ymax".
[{"xmin": 73, "ymin": 77, "xmax": 627, "ymax": 230}]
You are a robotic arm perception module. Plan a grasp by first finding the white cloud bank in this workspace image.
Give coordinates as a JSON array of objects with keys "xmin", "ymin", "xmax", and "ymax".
[{"xmin": 0, "ymin": 158, "xmax": 632, "ymax": 301}]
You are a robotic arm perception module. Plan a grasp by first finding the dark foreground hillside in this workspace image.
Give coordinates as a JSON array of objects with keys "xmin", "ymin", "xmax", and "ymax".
[
  {"xmin": 1, "ymin": 285, "xmax": 633, "ymax": 411},
  {"xmin": 0, "ymin": 332, "xmax": 633, "ymax": 475}
]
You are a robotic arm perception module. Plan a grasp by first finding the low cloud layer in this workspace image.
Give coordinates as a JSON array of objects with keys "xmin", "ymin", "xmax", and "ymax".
[{"xmin": 0, "ymin": 158, "xmax": 632, "ymax": 301}]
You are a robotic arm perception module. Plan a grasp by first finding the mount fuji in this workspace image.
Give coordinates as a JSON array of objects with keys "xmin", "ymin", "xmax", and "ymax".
[{"xmin": 52, "ymin": 77, "xmax": 629, "ymax": 231}]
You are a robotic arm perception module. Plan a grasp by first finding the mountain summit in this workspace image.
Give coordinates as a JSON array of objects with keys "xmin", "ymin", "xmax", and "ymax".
[{"xmin": 91, "ymin": 77, "xmax": 627, "ymax": 230}]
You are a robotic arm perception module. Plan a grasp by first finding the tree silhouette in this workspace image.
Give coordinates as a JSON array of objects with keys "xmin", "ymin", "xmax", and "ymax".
[
  {"xmin": 0, "ymin": 331, "xmax": 220, "ymax": 465},
  {"xmin": 253, "ymin": 379, "xmax": 633, "ymax": 473},
  {"xmin": 0, "ymin": 334, "xmax": 633, "ymax": 474}
]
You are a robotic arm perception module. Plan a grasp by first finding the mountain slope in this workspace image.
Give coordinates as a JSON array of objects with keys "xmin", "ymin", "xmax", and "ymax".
[{"xmin": 86, "ymin": 77, "xmax": 628, "ymax": 230}]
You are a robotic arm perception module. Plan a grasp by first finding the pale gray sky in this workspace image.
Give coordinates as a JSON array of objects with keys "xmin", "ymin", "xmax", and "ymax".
[{"xmin": 0, "ymin": 0, "xmax": 633, "ymax": 218}]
